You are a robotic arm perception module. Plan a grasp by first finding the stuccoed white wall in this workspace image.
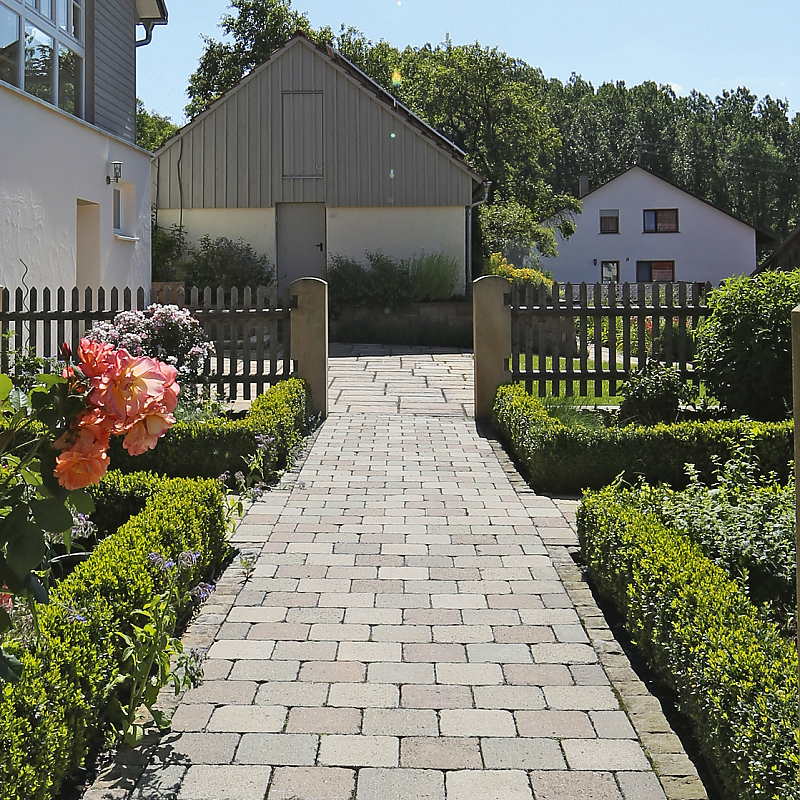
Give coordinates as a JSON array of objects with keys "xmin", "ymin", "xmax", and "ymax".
[
  {"xmin": 546, "ymin": 167, "xmax": 756, "ymax": 286},
  {"xmin": 327, "ymin": 206, "xmax": 468, "ymax": 294},
  {"xmin": 0, "ymin": 84, "xmax": 151, "ymax": 296},
  {"xmin": 156, "ymin": 208, "xmax": 278, "ymax": 281}
]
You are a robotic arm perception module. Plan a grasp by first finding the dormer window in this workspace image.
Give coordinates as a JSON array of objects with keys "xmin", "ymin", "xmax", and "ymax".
[
  {"xmin": 599, "ymin": 209, "xmax": 619, "ymax": 234},
  {"xmin": 644, "ymin": 208, "xmax": 678, "ymax": 233}
]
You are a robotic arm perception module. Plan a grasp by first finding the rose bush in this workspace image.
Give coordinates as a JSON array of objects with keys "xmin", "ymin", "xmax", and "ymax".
[{"xmin": 0, "ymin": 339, "xmax": 178, "ymax": 679}]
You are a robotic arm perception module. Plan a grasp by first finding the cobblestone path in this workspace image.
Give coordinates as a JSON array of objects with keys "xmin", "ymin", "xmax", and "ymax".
[{"xmin": 87, "ymin": 347, "xmax": 704, "ymax": 800}]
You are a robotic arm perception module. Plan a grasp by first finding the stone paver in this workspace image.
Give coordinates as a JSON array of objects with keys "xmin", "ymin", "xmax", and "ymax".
[{"xmin": 94, "ymin": 348, "xmax": 706, "ymax": 800}]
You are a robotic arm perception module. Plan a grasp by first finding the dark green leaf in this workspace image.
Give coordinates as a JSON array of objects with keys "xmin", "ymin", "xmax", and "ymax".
[
  {"xmin": 0, "ymin": 649, "xmax": 23, "ymax": 683},
  {"xmin": 0, "ymin": 608, "xmax": 11, "ymax": 634},
  {"xmin": 6, "ymin": 522, "xmax": 46, "ymax": 578},
  {"xmin": 8, "ymin": 389, "xmax": 28, "ymax": 413},
  {"xmin": 34, "ymin": 374, "xmax": 66, "ymax": 387},
  {"xmin": 30, "ymin": 498, "xmax": 73, "ymax": 533},
  {"xmin": 69, "ymin": 489, "xmax": 95, "ymax": 515},
  {"xmin": 22, "ymin": 572, "xmax": 49, "ymax": 604},
  {"xmin": 150, "ymin": 708, "xmax": 172, "ymax": 731},
  {"xmin": 0, "ymin": 505, "xmax": 29, "ymax": 545}
]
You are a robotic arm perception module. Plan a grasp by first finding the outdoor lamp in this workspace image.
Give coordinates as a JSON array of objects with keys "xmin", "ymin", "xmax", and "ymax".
[{"xmin": 107, "ymin": 161, "xmax": 123, "ymax": 184}]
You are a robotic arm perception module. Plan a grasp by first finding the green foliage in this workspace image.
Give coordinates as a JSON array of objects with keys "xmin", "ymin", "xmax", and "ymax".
[
  {"xmin": 407, "ymin": 251, "xmax": 460, "ymax": 302},
  {"xmin": 612, "ymin": 440, "xmax": 795, "ymax": 620},
  {"xmin": 492, "ymin": 383, "xmax": 793, "ymax": 493},
  {"xmin": 694, "ymin": 271, "xmax": 800, "ymax": 421},
  {"xmin": 183, "ymin": 235, "xmax": 274, "ymax": 291},
  {"xmin": 618, "ymin": 360, "xmax": 692, "ymax": 425},
  {"xmin": 327, "ymin": 251, "xmax": 460, "ymax": 314},
  {"xmin": 135, "ymin": 99, "xmax": 179, "ymax": 152},
  {"xmin": 151, "ymin": 216, "xmax": 187, "ymax": 283},
  {"xmin": 577, "ymin": 487, "xmax": 800, "ymax": 800},
  {"xmin": 486, "ymin": 253, "xmax": 554, "ymax": 290},
  {"xmin": 0, "ymin": 475, "xmax": 228, "ymax": 800},
  {"xmin": 480, "ymin": 195, "xmax": 576, "ymax": 266},
  {"xmin": 108, "ymin": 378, "xmax": 310, "ymax": 479}
]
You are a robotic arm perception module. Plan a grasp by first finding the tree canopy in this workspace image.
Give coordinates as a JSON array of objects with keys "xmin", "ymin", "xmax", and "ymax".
[{"xmin": 136, "ymin": 99, "xmax": 179, "ymax": 152}]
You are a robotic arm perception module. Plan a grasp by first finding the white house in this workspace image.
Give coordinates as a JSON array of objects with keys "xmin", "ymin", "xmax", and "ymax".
[
  {"xmin": 0, "ymin": 0, "xmax": 168, "ymax": 297},
  {"xmin": 547, "ymin": 165, "xmax": 759, "ymax": 285},
  {"xmin": 152, "ymin": 33, "xmax": 486, "ymax": 294}
]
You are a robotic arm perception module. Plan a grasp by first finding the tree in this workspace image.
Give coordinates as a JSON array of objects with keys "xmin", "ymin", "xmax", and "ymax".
[{"xmin": 136, "ymin": 99, "xmax": 179, "ymax": 151}]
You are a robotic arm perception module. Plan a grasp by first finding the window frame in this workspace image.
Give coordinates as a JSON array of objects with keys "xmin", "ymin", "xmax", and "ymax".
[
  {"xmin": 636, "ymin": 260, "xmax": 675, "ymax": 282},
  {"xmin": 112, "ymin": 186, "xmax": 123, "ymax": 234},
  {"xmin": 599, "ymin": 209, "xmax": 619, "ymax": 234},
  {"xmin": 0, "ymin": 0, "xmax": 83, "ymax": 117},
  {"xmin": 643, "ymin": 208, "xmax": 679, "ymax": 233},
  {"xmin": 601, "ymin": 260, "xmax": 620, "ymax": 283}
]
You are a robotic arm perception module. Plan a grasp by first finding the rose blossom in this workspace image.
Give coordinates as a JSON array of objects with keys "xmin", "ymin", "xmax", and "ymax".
[
  {"xmin": 90, "ymin": 350, "xmax": 169, "ymax": 423},
  {"xmin": 55, "ymin": 438, "xmax": 111, "ymax": 489},
  {"xmin": 0, "ymin": 592, "xmax": 12, "ymax": 613},
  {"xmin": 77, "ymin": 338, "xmax": 115, "ymax": 378},
  {"xmin": 122, "ymin": 405, "xmax": 175, "ymax": 455}
]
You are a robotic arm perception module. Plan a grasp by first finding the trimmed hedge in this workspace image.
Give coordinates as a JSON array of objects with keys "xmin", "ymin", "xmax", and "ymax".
[
  {"xmin": 109, "ymin": 377, "xmax": 310, "ymax": 478},
  {"xmin": 0, "ymin": 473, "xmax": 229, "ymax": 800},
  {"xmin": 493, "ymin": 383, "xmax": 793, "ymax": 493},
  {"xmin": 578, "ymin": 488, "xmax": 800, "ymax": 800}
]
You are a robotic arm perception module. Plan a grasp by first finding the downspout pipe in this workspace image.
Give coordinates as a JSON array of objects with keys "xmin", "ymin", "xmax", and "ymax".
[
  {"xmin": 466, "ymin": 180, "xmax": 491, "ymax": 294},
  {"xmin": 135, "ymin": 20, "xmax": 156, "ymax": 47}
]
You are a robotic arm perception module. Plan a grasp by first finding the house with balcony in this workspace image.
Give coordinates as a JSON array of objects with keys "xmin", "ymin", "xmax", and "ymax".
[
  {"xmin": 0, "ymin": 0, "xmax": 167, "ymax": 298},
  {"xmin": 547, "ymin": 165, "xmax": 762, "ymax": 286}
]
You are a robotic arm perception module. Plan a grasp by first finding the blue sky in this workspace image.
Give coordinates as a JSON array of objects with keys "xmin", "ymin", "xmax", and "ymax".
[{"xmin": 137, "ymin": 0, "xmax": 799, "ymax": 126}]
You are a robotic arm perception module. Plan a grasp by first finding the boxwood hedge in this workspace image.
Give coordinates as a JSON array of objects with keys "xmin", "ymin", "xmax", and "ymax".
[
  {"xmin": 578, "ymin": 488, "xmax": 800, "ymax": 800},
  {"xmin": 493, "ymin": 383, "xmax": 792, "ymax": 493},
  {"xmin": 0, "ymin": 473, "xmax": 229, "ymax": 800},
  {"xmin": 109, "ymin": 377, "xmax": 310, "ymax": 478}
]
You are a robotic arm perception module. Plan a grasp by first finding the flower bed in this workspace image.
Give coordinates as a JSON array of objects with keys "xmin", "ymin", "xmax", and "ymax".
[
  {"xmin": 0, "ymin": 472, "xmax": 228, "ymax": 800},
  {"xmin": 492, "ymin": 383, "xmax": 792, "ymax": 494},
  {"xmin": 108, "ymin": 377, "xmax": 310, "ymax": 479},
  {"xmin": 577, "ymin": 487, "xmax": 800, "ymax": 800}
]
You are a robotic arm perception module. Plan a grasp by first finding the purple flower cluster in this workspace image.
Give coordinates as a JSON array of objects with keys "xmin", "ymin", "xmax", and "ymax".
[{"xmin": 190, "ymin": 582, "xmax": 215, "ymax": 601}]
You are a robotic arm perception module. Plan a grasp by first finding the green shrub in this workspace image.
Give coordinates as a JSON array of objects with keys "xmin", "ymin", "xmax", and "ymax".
[
  {"xmin": 327, "ymin": 250, "xmax": 462, "ymax": 315},
  {"xmin": 108, "ymin": 378, "xmax": 310, "ymax": 478},
  {"xmin": 493, "ymin": 383, "xmax": 792, "ymax": 493},
  {"xmin": 618, "ymin": 360, "xmax": 692, "ymax": 425},
  {"xmin": 694, "ymin": 271, "xmax": 800, "ymax": 420},
  {"xmin": 577, "ymin": 488, "xmax": 800, "ymax": 800},
  {"xmin": 0, "ymin": 475, "xmax": 229, "ymax": 800},
  {"xmin": 408, "ymin": 251, "xmax": 460, "ymax": 302},
  {"xmin": 183, "ymin": 235, "xmax": 274, "ymax": 290},
  {"xmin": 151, "ymin": 218, "xmax": 186, "ymax": 282}
]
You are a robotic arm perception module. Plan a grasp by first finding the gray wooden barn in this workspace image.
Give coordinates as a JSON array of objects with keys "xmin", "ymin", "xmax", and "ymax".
[{"xmin": 152, "ymin": 32, "xmax": 486, "ymax": 292}]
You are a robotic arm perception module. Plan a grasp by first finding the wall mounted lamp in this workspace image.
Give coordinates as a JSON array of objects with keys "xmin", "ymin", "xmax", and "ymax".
[
  {"xmin": 107, "ymin": 161, "xmax": 123, "ymax": 184},
  {"xmin": 593, "ymin": 259, "xmax": 597, "ymax": 265}
]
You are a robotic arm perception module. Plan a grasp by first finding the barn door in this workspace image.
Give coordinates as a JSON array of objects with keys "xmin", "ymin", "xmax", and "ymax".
[{"xmin": 276, "ymin": 203, "xmax": 326, "ymax": 292}]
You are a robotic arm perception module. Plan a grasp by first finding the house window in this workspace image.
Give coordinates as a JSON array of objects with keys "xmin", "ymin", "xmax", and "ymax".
[
  {"xmin": 643, "ymin": 208, "xmax": 679, "ymax": 233},
  {"xmin": 599, "ymin": 209, "xmax": 619, "ymax": 234},
  {"xmin": 601, "ymin": 261, "xmax": 620, "ymax": 283},
  {"xmin": 1, "ymin": 0, "xmax": 83, "ymax": 116},
  {"xmin": 0, "ymin": 4, "xmax": 20, "ymax": 87},
  {"xmin": 112, "ymin": 187, "xmax": 122, "ymax": 233},
  {"xmin": 636, "ymin": 261, "xmax": 675, "ymax": 282},
  {"xmin": 24, "ymin": 21, "xmax": 53, "ymax": 101}
]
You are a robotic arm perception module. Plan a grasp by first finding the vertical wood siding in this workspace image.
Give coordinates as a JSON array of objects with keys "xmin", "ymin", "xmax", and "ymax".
[
  {"xmin": 93, "ymin": 0, "xmax": 136, "ymax": 142},
  {"xmin": 155, "ymin": 38, "xmax": 476, "ymax": 210}
]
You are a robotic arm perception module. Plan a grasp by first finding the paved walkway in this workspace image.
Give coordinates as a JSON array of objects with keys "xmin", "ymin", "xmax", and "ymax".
[{"xmin": 87, "ymin": 346, "xmax": 705, "ymax": 800}]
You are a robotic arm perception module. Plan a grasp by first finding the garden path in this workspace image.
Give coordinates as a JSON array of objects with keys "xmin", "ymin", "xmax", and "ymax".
[{"xmin": 87, "ymin": 346, "xmax": 704, "ymax": 800}]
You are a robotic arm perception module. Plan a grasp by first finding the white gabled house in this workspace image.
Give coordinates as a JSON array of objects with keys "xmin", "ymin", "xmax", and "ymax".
[
  {"xmin": 547, "ymin": 165, "xmax": 762, "ymax": 286},
  {"xmin": 152, "ymin": 32, "xmax": 487, "ymax": 294},
  {"xmin": 0, "ymin": 0, "xmax": 168, "ymax": 297}
]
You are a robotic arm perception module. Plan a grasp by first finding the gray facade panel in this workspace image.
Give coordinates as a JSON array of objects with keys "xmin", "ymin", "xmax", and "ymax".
[
  {"xmin": 93, "ymin": 0, "xmax": 135, "ymax": 142},
  {"xmin": 155, "ymin": 37, "xmax": 476, "ymax": 210}
]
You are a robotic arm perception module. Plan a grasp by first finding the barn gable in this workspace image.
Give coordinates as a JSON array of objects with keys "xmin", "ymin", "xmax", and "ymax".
[{"xmin": 153, "ymin": 35, "xmax": 482, "ymax": 210}]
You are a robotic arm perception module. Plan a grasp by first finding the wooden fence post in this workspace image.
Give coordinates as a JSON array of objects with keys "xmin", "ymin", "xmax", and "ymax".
[
  {"xmin": 290, "ymin": 277, "xmax": 328, "ymax": 420},
  {"xmin": 473, "ymin": 275, "xmax": 511, "ymax": 419},
  {"xmin": 792, "ymin": 304, "xmax": 800, "ymax": 734}
]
